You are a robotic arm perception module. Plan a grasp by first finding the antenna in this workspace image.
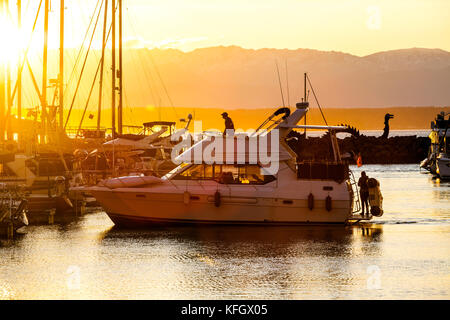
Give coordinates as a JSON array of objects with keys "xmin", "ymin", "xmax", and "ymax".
[
  {"xmin": 304, "ymin": 72, "xmax": 307, "ymax": 102},
  {"xmin": 275, "ymin": 61, "xmax": 285, "ymax": 107},
  {"xmin": 306, "ymin": 73, "xmax": 328, "ymax": 126},
  {"xmin": 304, "ymin": 73, "xmax": 307, "ymax": 134}
]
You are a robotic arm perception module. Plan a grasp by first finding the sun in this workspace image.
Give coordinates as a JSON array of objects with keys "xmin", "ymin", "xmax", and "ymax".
[{"xmin": 0, "ymin": 14, "xmax": 24, "ymax": 65}]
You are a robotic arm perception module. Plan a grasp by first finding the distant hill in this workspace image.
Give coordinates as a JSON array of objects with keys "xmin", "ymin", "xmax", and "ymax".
[
  {"xmin": 119, "ymin": 46, "xmax": 450, "ymax": 108},
  {"xmin": 25, "ymin": 46, "xmax": 450, "ymax": 111}
]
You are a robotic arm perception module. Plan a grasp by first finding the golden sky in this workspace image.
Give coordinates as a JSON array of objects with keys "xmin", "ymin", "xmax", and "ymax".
[
  {"xmin": 2, "ymin": 0, "xmax": 449, "ymax": 57},
  {"xmin": 127, "ymin": 0, "xmax": 450, "ymax": 56}
]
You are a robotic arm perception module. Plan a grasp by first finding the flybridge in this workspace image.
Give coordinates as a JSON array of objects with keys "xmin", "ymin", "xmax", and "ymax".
[{"xmin": 171, "ymin": 102, "xmax": 312, "ymax": 174}]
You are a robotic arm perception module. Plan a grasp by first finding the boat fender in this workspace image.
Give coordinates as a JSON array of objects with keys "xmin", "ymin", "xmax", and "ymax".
[
  {"xmin": 183, "ymin": 191, "xmax": 190, "ymax": 205},
  {"xmin": 214, "ymin": 190, "xmax": 221, "ymax": 207},
  {"xmin": 325, "ymin": 195, "xmax": 332, "ymax": 212},
  {"xmin": 308, "ymin": 193, "xmax": 314, "ymax": 210}
]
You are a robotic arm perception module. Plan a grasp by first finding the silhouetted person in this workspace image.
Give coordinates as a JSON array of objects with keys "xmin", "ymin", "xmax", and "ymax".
[
  {"xmin": 358, "ymin": 171, "xmax": 370, "ymax": 216},
  {"xmin": 381, "ymin": 113, "xmax": 394, "ymax": 139},
  {"xmin": 221, "ymin": 112, "xmax": 235, "ymax": 136}
]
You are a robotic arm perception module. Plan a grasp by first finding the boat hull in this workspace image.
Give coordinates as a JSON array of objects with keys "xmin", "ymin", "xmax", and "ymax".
[
  {"xmin": 437, "ymin": 157, "xmax": 450, "ymax": 178},
  {"xmin": 91, "ymin": 188, "xmax": 353, "ymax": 226}
]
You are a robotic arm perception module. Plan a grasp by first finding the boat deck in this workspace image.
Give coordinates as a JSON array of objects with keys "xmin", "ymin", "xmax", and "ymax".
[{"xmin": 347, "ymin": 214, "xmax": 373, "ymax": 222}]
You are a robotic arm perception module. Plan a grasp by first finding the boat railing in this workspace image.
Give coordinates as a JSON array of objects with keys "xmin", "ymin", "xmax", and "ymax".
[
  {"xmin": 74, "ymin": 168, "xmax": 172, "ymax": 186},
  {"xmin": 348, "ymin": 169, "xmax": 361, "ymax": 213}
]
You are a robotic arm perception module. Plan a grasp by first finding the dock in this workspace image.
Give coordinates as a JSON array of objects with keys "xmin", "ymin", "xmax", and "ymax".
[{"xmin": 347, "ymin": 214, "xmax": 373, "ymax": 224}]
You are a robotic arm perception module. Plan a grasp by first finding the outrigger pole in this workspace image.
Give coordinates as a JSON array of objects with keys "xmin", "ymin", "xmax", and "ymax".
[
  {"xmin": 304, "ymin": 72, "xmax": 307, "ymax": 135},
  {"xmin": 111, "ymin": 0, "xmax": 116, "ymax": 138}
]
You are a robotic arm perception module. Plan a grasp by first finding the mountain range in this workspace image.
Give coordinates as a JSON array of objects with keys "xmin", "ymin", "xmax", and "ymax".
[
  {"xmin": 124, "ymin": 46, "xmax": 450, "ymax": 109},
  {"xmin": 26, "ymin": 46, "xmax": 450, "ymax": 109}
]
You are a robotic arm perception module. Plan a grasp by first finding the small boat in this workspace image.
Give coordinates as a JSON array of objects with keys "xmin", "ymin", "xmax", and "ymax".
[
  {"xmin": 0, "ymin": 150, "xmax": 77, "ymax": 223},
  {"xmin": 420, "ymin": 112, "xmax": 450, "ymax": 179},
  {"xmin": 0, "ymin": 184, "xmax": 29, "ymax": 238},
  {"xmin": 71, "ymin": 114, "xmax": 193, "ymax": 186},
  {"xmin": 81, "ymin": 102, "xmax": 384, "ymax": 226}
]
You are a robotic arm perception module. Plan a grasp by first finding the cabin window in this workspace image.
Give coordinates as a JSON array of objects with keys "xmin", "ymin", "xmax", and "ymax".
[
  {"xmin": 142, "ymin": 149, "xmax": 157, "ymax": 157},
  {"xmin": 0, "ymin": 163, "xmax": 17, "ymax": 177},
  {"xmin": 38, "ymin": 159, "xmax": 67, "ymax": 177},
  {"xmin": 297, "ymin": 162, "xmax": 349, "ymax": 183},
  {"xmin": 173, "ymin": 163, "xmax": 275, "ymax": 185},
  {"xmin": 176, "ymin": 164, "xmax": 212, "ymax": 180},
  {"xmin": 216, "ymin": 164, "xmax": 275, "ymax": 185}
]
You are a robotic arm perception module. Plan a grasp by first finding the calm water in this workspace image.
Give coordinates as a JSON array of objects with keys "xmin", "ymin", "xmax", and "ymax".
[{"xmin": 1, "ymin": 164, "xmax": 449, "ymax": 300}]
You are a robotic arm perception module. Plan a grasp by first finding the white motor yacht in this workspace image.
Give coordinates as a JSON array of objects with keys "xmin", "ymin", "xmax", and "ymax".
[{"xmin": 82, "ymin": 102, "xmax": 383, "ymax": 226}]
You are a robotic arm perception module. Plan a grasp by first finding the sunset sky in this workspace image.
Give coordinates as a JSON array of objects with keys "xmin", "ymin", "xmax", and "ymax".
[
  {"xmin": 1, "ymin": 0, "xmax": 449, "ymax": 122},
  {"xmin": 3, "ymin": 0, "xmax": 450, "ymax": 57}
]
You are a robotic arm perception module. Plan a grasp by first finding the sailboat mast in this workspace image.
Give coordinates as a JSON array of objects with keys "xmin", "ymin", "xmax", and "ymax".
[
  {"xmin": 4, "ymin": 0, "xmax": 12, "ymax": 140},
  {"xmin": 111, "ymin": 0, "xmax": 116, "ymax": 139},
  {"xmin": 59, "ymin": 0, "xmax": 64, "ymax": 130},
  {"xmin": 17, "ymin": 0, "xmax": 21, "ymax": 122},
  {"xmin": 118, "ymin": 0, "xmax": 123, "ymax": 135},
  {"xmin": 97, "ymin": 0, "xmax": 108, "ymax": 136},
  {"xmin": 0, "ymin": 0, "xmax": 5, "ymax": 141},
  {"xmin": 6, "ymin": 32, "xmax": 11, "ymax": 139},
  {"xmin": 42, "ymin": 0, "xmax": 49, "ymax": 141}
]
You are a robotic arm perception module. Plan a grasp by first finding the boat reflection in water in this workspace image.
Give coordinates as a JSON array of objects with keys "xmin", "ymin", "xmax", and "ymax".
[
  {"xmin": 99, "ymin": 223, "xmax": 384, "ymax": 299},
  {"xmin": 103, "ymin": 223, "xmax": 384, "ymax": 253}
]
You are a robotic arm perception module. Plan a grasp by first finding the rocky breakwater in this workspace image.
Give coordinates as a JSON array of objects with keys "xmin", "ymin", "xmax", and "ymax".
[{"xmin": 287, "ymin": 131, "xmax": 430, "ymax": 164}]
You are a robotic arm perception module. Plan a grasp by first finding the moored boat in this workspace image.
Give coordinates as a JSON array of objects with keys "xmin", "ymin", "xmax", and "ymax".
[
  {"xmin": 420, "ymin": 112, "xmax": 450, "ymax": 179},
  {"xmin": 81, "ymin": 102, "xmax": 384, "ymax": 226}
]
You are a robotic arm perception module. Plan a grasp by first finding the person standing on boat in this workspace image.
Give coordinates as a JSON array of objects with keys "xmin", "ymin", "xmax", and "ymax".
[
  {"xmin": 358, "ymin": 171, "xmax": 370, "ymax": 216},
  {"xmin": 221, "ymin": 112, "xmax": 235, "ymax": 136}
]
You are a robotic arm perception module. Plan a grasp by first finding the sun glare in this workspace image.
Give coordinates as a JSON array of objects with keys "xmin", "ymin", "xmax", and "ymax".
[{"xmin": 0, "ymin": 13, "xmax": 23, "ymax": 65}]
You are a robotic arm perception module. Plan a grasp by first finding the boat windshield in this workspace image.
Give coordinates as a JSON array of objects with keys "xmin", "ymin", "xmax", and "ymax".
[
  {"xmin": 170, "ymin": 163, "xmax": 276, "ymax": 185},
  {"xmin": 162, "ymin": 162, "xmax": 190, "ymax": 180}
]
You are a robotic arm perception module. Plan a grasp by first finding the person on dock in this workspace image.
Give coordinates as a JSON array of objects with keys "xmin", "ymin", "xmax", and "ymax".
[
  {"xmin": 221, "ymin": 112, "xmax": 235, "ymax": 136},
  {"xmin": 358, "ymin": 171, "xmax": 370, "ymax": 216}
]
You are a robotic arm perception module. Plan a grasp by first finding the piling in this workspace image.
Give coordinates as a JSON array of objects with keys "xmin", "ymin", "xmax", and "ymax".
[
  {"xmin": 48, "ymin": 209, "xmax": 56, "ymax": 225},
  {"xmin": 75, "ymin": 200, "xmax": 86, "ymax": 216},
  {"xmin": 1, "ymin": 221, "xmax": 14, "ymax": 240},
  {"xmin": 7, "ymin": 222, "xmax": 13, "ymax": 240}
]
